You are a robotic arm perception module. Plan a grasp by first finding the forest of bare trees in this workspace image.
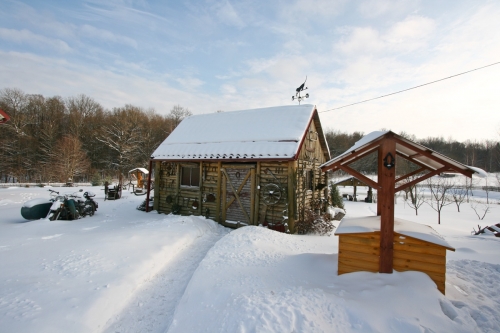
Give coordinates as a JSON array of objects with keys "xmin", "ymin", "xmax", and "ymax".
[
  {"xmin": 1, "ymin": 87, "xmax": 498, "ymax": 184},
  {"xmin": 0, "ymin": 88, "xmax": 191, "ymax": 183}
]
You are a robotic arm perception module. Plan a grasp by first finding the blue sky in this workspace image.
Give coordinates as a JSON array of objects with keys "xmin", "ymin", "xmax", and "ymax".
[{"xmin": 1, "ymin": 0, "xmax": 499, "ymax": 141}]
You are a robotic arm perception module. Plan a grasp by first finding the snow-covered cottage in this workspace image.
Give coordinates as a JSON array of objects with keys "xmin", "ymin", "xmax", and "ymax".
[{"xmin": 150, "ymin": 104, "xmax": 330, "ymax": 232}]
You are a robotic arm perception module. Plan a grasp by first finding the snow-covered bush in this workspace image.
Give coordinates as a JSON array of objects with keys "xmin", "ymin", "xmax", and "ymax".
[
  {"xmin": 296, "ymin": 209, "xmax": 334, "ymax": 236},
  {"xmin": 91, "ymin": 173, "xmax": 102, "ymax": 186},
  {"xmin": 329, "ymin": 183, "xmax": 344, "ymax": 209}
]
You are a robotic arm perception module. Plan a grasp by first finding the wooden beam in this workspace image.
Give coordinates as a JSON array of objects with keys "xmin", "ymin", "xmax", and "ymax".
[
  {"xmin": 321, "ymin": 139, "xmax": 383, "ymax": 172},
  {"xmin": 395, "ymin": 167, "xmax": 448, "ymax": 193},
  {"xmin": 145, "ymin": 159, "xmax": 153, "ymax": 212},
  {"xmin": 338, "ymin": 164, "xmax": 381, "ymax": 190},
  {"xmin": 378, "ymin": 136, "xmax": 396, "ymax": 273},
  {"xmin": 153, "ymin": 161, "xmax": 160, "ymax": 211},
  {"xmin": 393, "ymin": 137, "xmax": 473, "ymax": 177},
  {"xmin": 216, "ymin": 161, "xmax": 222, "ymax": 222},
  {"xmin": 396, "ymin": 151, "xmax": 437, "ymax": 171},
  {"xmin": 395, "ymin": 167, "xmax": 427, "ymax": 183}
]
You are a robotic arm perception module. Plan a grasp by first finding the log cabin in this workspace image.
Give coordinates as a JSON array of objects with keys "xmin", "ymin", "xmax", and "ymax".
[{"xmin": 150, "ymin": 104, "xmax": 330, "ymax": 233}]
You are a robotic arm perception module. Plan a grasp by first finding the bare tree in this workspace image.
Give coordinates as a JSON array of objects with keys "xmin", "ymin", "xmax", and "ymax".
[
  {"xmin": 450, "ymin": 186, "xmax": 467, "ymax": 212},
  {"xmin": 426, "ymin": 177, "xmax": 454, "ymax": 224},
  {"xmin": 470, "ymin": 201, "xmax": 490, "ymax": 220},
  {"xmin": 404, "ymin": 184, "xmax": 426, "ymax": 215},
  {"xmin": 50, "ymin": 135, "xmax": 90, "ymax": 182},
  {"xmin": 168, "ymin": 105, "xmax": 192, "ymax": 132},
  {"xmin": 97, "ymin": 105, "xmax": 144, "ymax": 173}
]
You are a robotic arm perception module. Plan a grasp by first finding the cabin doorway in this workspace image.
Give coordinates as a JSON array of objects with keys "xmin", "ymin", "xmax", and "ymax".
[{"xmin": 221, "ymin": 164, "xmax": 255, "ymax": 225}]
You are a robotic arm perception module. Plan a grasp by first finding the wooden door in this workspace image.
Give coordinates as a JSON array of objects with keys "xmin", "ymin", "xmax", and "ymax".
[{"xmin": 221, "ymin": 165, "xmax": 255, "ymax": 225}]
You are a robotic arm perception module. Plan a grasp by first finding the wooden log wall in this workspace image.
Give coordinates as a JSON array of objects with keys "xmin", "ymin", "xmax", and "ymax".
[
  {"xmin": 258, "ymin": 161, "xmax": 290, "ymax": 227},
  {"xmin": 338, "ymin": 232, "xmax": 449, "ymax": 294}
]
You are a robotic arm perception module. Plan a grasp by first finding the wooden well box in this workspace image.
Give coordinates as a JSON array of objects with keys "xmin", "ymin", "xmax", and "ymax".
[{"xmin": 336, "ymin": 216, "xmax": 455, "ymax": 294}]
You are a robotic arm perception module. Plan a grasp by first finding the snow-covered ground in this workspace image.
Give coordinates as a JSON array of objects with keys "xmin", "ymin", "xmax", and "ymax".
[{"xmin": 0, "ymin": 185, "xmax": 499, "ymax": 332}]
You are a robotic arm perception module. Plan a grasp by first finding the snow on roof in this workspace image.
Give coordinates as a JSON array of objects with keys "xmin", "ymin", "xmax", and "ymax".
[
  {"xmin": 152, "ymin": 105, "xmax": 317, "ymax": 160},
  {"xmin": 335, "ymin": 216, "xmax": 454, "ymax": 250},
  {"xmin": 129, "ymin": 168, "xmax": 149, "ymax": 175}
]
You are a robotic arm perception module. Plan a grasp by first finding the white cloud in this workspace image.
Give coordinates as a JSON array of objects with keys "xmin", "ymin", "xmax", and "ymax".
[
  {"xmin": 335, "ymin": 15, "xmax": 435, "ymax": 56},
  {"xmin": 386, "ymin": 15, "xmax": 435, "ymax": 50},
  {"xmin": 211, "ymin": 1, "xmax": 245, "ymax": 28},
  {"xmin": 176, "ymin": 77, "xmax": 205, "ymax": 90},
  {"xmin": 336, "ymin": 27, "xmax": 384, "ymax": 55},
  {"xmin": 80, "ymin": 25, "xmax": 138, "ymax": 49},
  {"xmin": 357, "ymin": 0, "xmax": 419, "ymax": 18},
  {"xmin": 221, "ymin": 84, "xmax": 237, "ymax": 94},
  {"xmin": 0, "ymin": 28, "xmax": 72, "ymax": 53}
]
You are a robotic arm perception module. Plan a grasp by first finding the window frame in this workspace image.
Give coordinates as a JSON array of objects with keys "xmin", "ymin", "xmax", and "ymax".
[{"xmin": 180, "ymin": 164, "xmax": 200, "ymax": 188}]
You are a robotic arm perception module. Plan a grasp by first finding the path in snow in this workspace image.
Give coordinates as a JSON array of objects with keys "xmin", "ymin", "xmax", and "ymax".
[{"xmin": 102, "ymin": 225, "xmax": 229, "ymax": 333}]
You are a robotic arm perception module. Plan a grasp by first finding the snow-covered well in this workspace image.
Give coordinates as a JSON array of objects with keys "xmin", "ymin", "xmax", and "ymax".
[{"xmin": 336, "ymin": 216, "xmax": 454, "ymax": 294}]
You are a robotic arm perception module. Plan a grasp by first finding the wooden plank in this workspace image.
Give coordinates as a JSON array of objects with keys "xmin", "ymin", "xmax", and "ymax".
[
  {"xmin": 216, "ymin": 162, "xmax": 221, "ymax": 222},
  {"xmin": 393, "ymin": 249, "xmax": 446, "ymax": 265},
  {"xmin": 259, "ymin": 204, "xmax": 267, "ymax": 225},
  {"xmin": 220, "ymin": 164, "xmax": 256, "ymax": 169},
  {"xmin": 393, "ymin": 258, "xmax": 446, "ymax": 274},
  {"xmin": 395, "ymin": 234, "xmax": 453, "ymax": 251},
  {"xmin": 221, "ymin": 165, "xmax": 226, "ymax": 222},
  {"xmin": 339, "ymin": 250, "xmax": 380, "ymax": 264},
  {"xmin": 198, "ymin": 162, "xmax": 203, "ymax": 215},
  {"xmin": 224, "ymin": 169, "xmax": 252, "ymax": 209},
  {"xmin": 340, "ymin": 234, "xmax": 380, "ymax": 247},
  {"xmin": 254, "ymin": 162, "xmax": 261, "ymax": 227},
  {"xmin": 338, "ymin": 165, "xmax": 380, "ymax": 190},
  {"xmin": 393, "ymin": 242, "xmax": 445, "ymax": 256},
  {"xmin": 378, "ymin": 136, "xmax": 396, "ymax": 273},
  {"xmin": 287, "ymin": 161, "xmax": 295, "ymax": 233},
  {"xmin": 153, "ymin": 161, "xmax": 160, "ymax": 211},
  {"xmin": 221, "ymin": 168, "xmax": 250, "ymax": 224},
  {"xmin": 250, "ymin": 168, "xmax": 255, "ymax": 225},
  {"xmin": 339, "ymin": 257, "xmax": 379, "ymax": 272},
  {"xmin": 175, "ymin": 164, "xmax": 180, "ymax": 197},
  {"xmin": 339, "ymin": 242, "xmax": 380, "ymax": 256}
]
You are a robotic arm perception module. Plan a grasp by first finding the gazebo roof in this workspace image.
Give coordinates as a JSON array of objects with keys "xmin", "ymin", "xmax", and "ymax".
[{"xmin": 321, "ymin": 131, "xmax": 486, "ymax": 178}]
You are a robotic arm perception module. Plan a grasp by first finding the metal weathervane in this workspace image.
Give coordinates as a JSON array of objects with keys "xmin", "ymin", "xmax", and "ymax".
[{"xmin": 292, "ymin": 76, "xmax": 309, "ymax": 104}]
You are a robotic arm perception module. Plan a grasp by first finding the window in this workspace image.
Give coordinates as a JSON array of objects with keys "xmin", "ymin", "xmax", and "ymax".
[
  {"xmin": 306, "ymin": 170, "xmax": 314, "ymax": 191},
  {"xmin": 181, "ymin": 165, "xmax": 200, "ymax": 187}
]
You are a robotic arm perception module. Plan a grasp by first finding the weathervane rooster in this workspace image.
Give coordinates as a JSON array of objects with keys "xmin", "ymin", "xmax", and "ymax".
[{"xmin": 292, "ymin": 76, "xmax": 309, "ymax": 104}]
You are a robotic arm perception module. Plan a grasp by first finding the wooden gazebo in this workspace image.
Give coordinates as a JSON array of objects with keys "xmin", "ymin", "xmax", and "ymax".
[
  {"xmin": 333, "ymin": 176, "xmax": 373, "ymax": 202},
  {"xmin": 320, "ymin": 131, "xmax": 484, "ymax": 292}
]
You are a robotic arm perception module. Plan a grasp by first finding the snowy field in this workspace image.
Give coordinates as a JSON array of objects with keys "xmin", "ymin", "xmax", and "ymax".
[{"xmin": 0, "ymin": 184, "xmax": 499, "ymax": 332}]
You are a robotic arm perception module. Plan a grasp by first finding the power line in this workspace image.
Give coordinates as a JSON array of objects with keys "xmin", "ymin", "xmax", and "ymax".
[{"xmin": 319, "ymin": 61, "xmax": 500, "ymax": 113}]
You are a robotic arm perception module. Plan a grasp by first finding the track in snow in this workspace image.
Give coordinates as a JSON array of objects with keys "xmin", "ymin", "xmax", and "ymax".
[{"xmin": 103, "ymin": 226, "xmax": 229, "ymax": 333}]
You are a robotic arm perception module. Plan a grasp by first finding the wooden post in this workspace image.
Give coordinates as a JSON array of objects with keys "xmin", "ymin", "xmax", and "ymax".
[
  {"xmin": 153, "ymin": 161, "xmax": 160, "ymax": 211},
  {"xmin": 198, "ymin": 162, "xmax": 203, "ymax": 216},
  {"xmin": 145, "ymin": 159, "xmax": 153, "ymax": 212},
  {"xmin": 378, "ymin": 137, "xmax": 396, "ymax": 273},
  {"xmin": 377, "ymin": 152, "xmax": 383, "ymax": 216},
  {"xmin": 254, "ymin": 162, "xmax": 261, "ymax": 226},
  {"xmin": 287, "ymin": 161, "xmax": 295, "ymax": 233},
  {"xmin": 216, "ymin": 161, "xmax": 222, "ymax": 222}
]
